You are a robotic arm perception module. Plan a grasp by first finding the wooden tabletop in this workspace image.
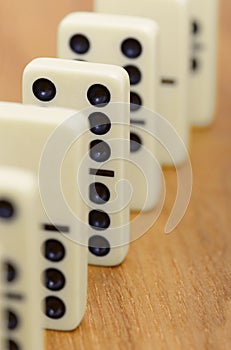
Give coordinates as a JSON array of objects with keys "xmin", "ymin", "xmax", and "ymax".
[{"xmin": 0, "ymin": 0, "xmax": 230, "ymax": 349}]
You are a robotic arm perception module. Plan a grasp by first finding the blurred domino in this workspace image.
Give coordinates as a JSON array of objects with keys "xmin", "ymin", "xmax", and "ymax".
[
  {"xmin": 189, "ymin": 0, "xmax": 218, "ymax": 126},
  {"xmin": 0, "ymin": 167, "xmax": 43, "ymax": 349},
  {"xmin": 22, "ymin": 58, "xmax": 130, "ymax": 266},
  {"xmin": 0, "ymin": 102, "xmax": 88, "ymax": 330},
  {"xmin": 57, "ymin": 11, "xmax": 161, "ymax": 211},
  {"xmin": 94, "ymin": 0, "xmax": 191, "ymax": 165}
]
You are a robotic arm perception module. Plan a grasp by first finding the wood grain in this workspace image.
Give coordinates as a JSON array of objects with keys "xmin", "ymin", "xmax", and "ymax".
[{"xmin": 0, "ymin": 0, "xmax": 230, "ymax": 349}]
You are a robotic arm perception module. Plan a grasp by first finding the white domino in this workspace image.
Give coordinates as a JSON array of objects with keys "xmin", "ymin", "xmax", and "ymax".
[
  {"xmin": 94, "ymin": 0, "xmax": 191, "ymax": 165},
  {"xmin": 22, "ymin": 58, "xmax": 130, "ymax": 266},
  {"xmin": 57, "ymin": 11, "xmax": 161, "ymax": 211},
  {"xmin": 189, "ymin": 0, "xmax": 218, "ymax": 126},
  {"xmin": 0, "ymin": 102, "xmax": 88, "ymax": 330},
  {"xmin": 0, "ymin": 167, "xmax": 43, "ymax": 349}
]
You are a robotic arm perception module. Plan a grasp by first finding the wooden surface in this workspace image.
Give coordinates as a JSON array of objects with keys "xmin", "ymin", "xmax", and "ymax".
[{"xmin": 0, "ymin": 0, "xmax": 231, "ymax": 349}]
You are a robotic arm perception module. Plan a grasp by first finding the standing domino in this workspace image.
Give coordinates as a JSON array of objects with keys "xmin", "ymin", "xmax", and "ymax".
[
  {"xmin": 94, "ymin": 0, "xmax": 191, "ymax": 165},
  {"xmin": 189, "ymin": 0, "xmax": 218, "ymax": 126},
  {"xmin": 0, "ymin": 168, "xmax": 43, "ymax": 350},
  {"xmin": 22, "ymin": 58, "xmax": 130, "ymax": 266},
  {"xmin": 57, "ymin": 11, "xmax": 161, "ymax": 211},
  {"xmin": 0, "ymin": 102, "xmax": 88, "ymax": 331}
]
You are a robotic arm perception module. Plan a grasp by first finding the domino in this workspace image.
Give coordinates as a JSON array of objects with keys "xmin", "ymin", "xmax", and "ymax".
[
  {"xmin": 94, "ymin": 0, "xmax": 191, "ymax": 165},
  {"xmin": 0, "ymin": 167, "xmax": 43, "ymax": 349},
  {"xmin": 22, "ymin": 58, "xmax": 130, "ymax": 266},
  {"xmin": 57, "ymin": 11, "xmax": 162, "ymax": 211},
  {"xmin": 189, "ymin": 0, "xmax": 218, "ymax": 126},
  {"xmin": 0, "ymin": 102, "xmax": 88, "ymax": 330}
]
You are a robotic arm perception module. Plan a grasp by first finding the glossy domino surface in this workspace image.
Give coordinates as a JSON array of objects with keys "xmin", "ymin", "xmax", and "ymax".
[
  {"xmin": 0, "ymin": 102, "xmax": 88, "ymax": 330},
  {"xmin": 189, "ymin": 0, "xmax": 218, "ymax": 125},
  {"xmin": 22, "ymin": 58, "xmax": 130, "ymax": 266},
  {"xmin": 0, "ymin": 168, "xmax": 43, "ymax": 349},
  {"xmin": 58, "ymin": 12, "xmax": 162, "ymax": 211},
  {"xmin": 94, "ymin": 0, "xmax": 191, "ymax": 165}
]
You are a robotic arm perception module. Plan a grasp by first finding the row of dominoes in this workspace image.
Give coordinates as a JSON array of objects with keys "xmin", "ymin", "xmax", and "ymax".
[{"xmin": 0, "ymin": 0, "xmax": 218, "ymax": 348}]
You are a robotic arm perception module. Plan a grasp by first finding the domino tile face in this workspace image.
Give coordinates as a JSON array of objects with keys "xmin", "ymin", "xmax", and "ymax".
[
  {"xmin": 22, "ymin": 58, "xmax": 130, "ymax": 266},
  {"xmin": 0, "ymin": 167, "xmax": 43, "ymax": 349},
  {"xmin": 58, "ymin": 11, "xmax": 162, "ymax": 211},
  {"xmin": 0, "ymin": 102, "xmax": 89, "ymax": 330},
  {"xmin": 94, "ymin": 0, "xmax": 191, "ymax": 165}
]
